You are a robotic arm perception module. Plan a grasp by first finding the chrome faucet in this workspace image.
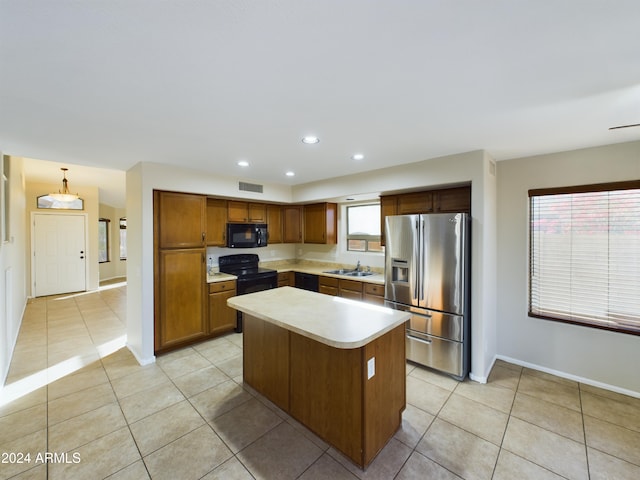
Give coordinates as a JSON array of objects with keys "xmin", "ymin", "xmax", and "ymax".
[{"xmin": 355, "ymin": 260, "xmax": 361, "ymax": 272}]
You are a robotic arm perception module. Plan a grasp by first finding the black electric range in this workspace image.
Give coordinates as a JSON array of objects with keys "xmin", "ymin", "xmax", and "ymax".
[{"xmin": 218, "ymin": 254, "xmax": 278, "ymax": 332}]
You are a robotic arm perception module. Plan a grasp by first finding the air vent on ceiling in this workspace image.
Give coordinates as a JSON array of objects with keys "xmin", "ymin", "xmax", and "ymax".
[{"xmin": 239, "ymin": 181, "xmax": 263, "ymax": 193}]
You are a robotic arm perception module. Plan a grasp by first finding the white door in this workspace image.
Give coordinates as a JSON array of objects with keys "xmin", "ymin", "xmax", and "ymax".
[{"xmin": 34, "ymin": 214, "xmax": 87, "ymax": 297}]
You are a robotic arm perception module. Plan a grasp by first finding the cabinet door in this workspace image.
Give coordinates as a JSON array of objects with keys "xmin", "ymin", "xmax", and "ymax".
[
  {"xmin": 319, "ymin": 276, "xmax": 339, "ymax": 296},
  {"xmin": 156, "ymin": 249, "xmax": 206, "ymax": 351},
  {"xmin": 283, "ymin": 206, "xmax": 303, "ymax": 243},
  {"xmin": 228, "ymin": 201, "xmax": 249, "ymax": 222},
  {"xmin": 434, "ymin": 187, "xmax": 471, "ymax": 213},
  {"xmin": 380, "ymin": 195, "xmax": 398, "ymax": 247},
  {"xmin": 209, "ymin": 289, "xmax": 237, "ymax": 335},
  {"xmin": 206, "ymin": 198, "xmax": 227, "ymax": 246},
  {"xmin": 304, "ymin": 203, "xmax": 337, "ymax": 244},
  {"xmin": 266, "ymin": 205, "xmax": 283, "ymax": 244},
  {"xmin": 248, "ymin": 203, "xmax": 266, "ymax": 222},
  {"xmin": 156, "ymin": 191, "xmax": 206, "ymax": 248},
  {"xmin": 397, "ymin": 192, "xmax": 433, "ymax": 215},
  {"xmin": 339, "ymin": 279, "xmax": 363, "ymax": 300}
]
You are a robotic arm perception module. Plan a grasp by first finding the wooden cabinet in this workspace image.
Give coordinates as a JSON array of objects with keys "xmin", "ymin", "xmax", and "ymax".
[
  {"xmin": 319, "ymin": 276, "xmax": 339, "ymax": 296},
  {"xmin": 155, "ymin": 249, "xmax": 207, "ymax": 351},
  {"xmin": 278, "ymin": 271, "xmax": 294, "ymax": 287},
  {"xmin": 228, "ymin": 200, "xmax": 266, "ymax": 223},
  {"xmin": 156, "ymin": 191, "xmax": 206, "ymax": 248},
  {"xmin": 206, "ymin": 198, "xmax": 227, "ymax": 246},
  {"xmin": 283, "ymin": 205, "xmax": 303, "ymax": 243},
  {"xmin": 303, "ymin": 203, "xmax": 337, "ymax": 244},
  {"xmin": 380, "ymin": 195, "xmax": 398, "ymax": 247},
  {"xmin": 266, "ymin": 205, "xmax": 283, "ymax": 244},
  {"xmin": 433, "ymin": 187, "xmax": 471, "ymax": 213},
  {"xmin": 380, "ymin": 185, "xmax": 471, "ymax": 246},
  {"xmin": 363, "ymin": 283, "xmax": 385, "ymax": 305},
  {"xmin": 338, "ymin": 279, "xmax": 363, "ymax": 300},
  {"xmin": 208, "ymin": 280, "xmax": 237, "ymax": 335},
  {"xmin": 154, "ymin": 191, "xmax": 208, "ymax": 354},
  {"xmin": 397, "ymin": 191, "xmax": 433, "ymax": 215}
]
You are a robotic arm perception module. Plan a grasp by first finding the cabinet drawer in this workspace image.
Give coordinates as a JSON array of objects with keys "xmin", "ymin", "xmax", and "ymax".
[
  {"xmin": 209, "ymin": 280, "xmax": 236, "ymax": 293},
  {"xmin": 339, "ymin": 279, "xmax": 363, "ymax": 292},
  {"xmin": 319, "ymin": 276, "xmax": 339, "ymax": 288},
  {"xmin": 319, "ymin": 285, "xmax": 338, "ymax": 296},
  {"xmin": 364, "ymin": 283, "xmax": 384, "ymax": 296}
]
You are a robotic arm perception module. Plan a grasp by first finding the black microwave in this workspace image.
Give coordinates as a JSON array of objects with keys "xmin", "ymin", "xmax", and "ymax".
[{"xmin": 226, "ymin": 223, "xmax": 268, "ymax": 248}]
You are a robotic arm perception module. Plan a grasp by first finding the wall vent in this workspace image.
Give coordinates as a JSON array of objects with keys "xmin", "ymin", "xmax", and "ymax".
[{"xmin": 239, "ymin": 181, "xmax": 263, "ymax": 193}]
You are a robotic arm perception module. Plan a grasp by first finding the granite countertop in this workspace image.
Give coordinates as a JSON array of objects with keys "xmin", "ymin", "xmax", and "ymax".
[
  {"xmin": 206, "ymin": 272, "xmax": 237, "ymax": 283},
  {"xmin": 274, "ymin": 264, "xmax": 385, "ymax": 285},
  {"xmin": 227, "ymin": 286, "xmax": 409, "ymax": 349}
]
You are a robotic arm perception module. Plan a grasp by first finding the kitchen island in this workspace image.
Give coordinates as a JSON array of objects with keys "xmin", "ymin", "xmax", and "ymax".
[{"xmin": 227, "ymin": 286, "xmax": 410, "ymax": 468}]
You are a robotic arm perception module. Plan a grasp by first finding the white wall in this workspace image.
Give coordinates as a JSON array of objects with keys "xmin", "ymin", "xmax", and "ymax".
[
  {"xmin": 497, "ymin": 140, "xmax": 640, "ymax": 396},
  {"xmin": 0, "ymin": 155, "xmax": 28, "ymax": 391}
]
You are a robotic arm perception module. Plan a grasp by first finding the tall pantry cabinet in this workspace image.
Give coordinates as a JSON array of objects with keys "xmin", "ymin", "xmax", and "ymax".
[{"xmin": 154, "ymin": 191, "xmax": 207, "ymax": 353}]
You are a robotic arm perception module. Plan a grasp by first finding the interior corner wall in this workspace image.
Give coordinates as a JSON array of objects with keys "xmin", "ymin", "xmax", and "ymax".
[
  {"xmin": 0, "ymin": 155, "xmax": 28, "ymax": 391},
  {"xmin": 496, "ymin": 140, "xmax": 640, "ymax": 395}
]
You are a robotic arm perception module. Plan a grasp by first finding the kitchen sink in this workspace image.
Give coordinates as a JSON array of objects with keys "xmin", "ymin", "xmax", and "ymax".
[{"xmin": 323, "ymin": 269, "xmax": 375, "ymax": 277}]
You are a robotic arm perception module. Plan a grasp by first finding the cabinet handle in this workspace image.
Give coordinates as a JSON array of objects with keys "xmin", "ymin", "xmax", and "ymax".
[{"xmin": 202, "ymin": 232, "xmax": 205, "ymax": 242}]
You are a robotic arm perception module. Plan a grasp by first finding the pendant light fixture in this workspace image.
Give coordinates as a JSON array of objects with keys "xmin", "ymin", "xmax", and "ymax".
[{"xmin": 50, "ymin": 167, "xmax": 79, "ymax": 202}]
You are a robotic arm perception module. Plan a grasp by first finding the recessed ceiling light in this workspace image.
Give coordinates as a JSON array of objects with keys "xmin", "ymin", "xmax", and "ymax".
[
  {"xmin": 237, "ymin": 160, "xmax": 249, "ymax": 167},
  {"xmin": 285, "ymin": 171, "xmax": 295, "ymax": 177},
  {"xmin": 352, "ymin": 153, "xmax": 364, "ymax": 160},
  {"xmin": 302, "ymin": 136, "xmax": 320, "ymax": 144}
]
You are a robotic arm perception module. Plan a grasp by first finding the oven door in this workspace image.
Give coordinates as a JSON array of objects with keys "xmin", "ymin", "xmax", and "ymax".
[{"xmin": 234, "ymin": 274, "xmax": 278, "ymax": 332}]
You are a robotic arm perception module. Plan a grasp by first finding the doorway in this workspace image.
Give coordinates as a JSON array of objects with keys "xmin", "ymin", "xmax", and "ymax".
[{"xmin": 32, "ymin": 213, "xmax": 87, "ymax": 297}]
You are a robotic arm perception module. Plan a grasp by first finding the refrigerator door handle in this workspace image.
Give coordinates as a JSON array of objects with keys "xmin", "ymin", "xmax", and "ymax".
[
  {"xmin": 407, "ymin": 330, "xmax": 433, "ymax": 344},
  {"xmin": 414, "ymin": 218, "xmax": 420, "ymax": 302}
]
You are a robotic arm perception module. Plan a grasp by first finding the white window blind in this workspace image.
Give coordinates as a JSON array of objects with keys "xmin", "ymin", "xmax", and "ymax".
[{"xmin": 529, "ymin": 182, "xmax": 640, "ymax": 334}]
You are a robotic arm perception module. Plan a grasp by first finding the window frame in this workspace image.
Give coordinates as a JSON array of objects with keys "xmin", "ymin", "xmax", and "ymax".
[
  {"xmin": 98, "ymin": 218, "xmax": 110, "ymax": 263},
  {"xmin": 345, "ymin": 203, "xmax": 383, "ymax": 253},
  {"xmin": 528, "ymin": 180, "xmax": 640, "ymax": 336}
]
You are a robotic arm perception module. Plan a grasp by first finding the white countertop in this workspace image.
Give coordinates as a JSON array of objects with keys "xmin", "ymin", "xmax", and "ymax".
[
  {"xmin": 227, "ymin": 286, "xmax": 409, "ymax": 349},
  {"xmin": 206, "ymin": 272, "xmax": 237, "ymax": 283},
  {"xmin": 275, "ymin": 265, "xmax": 385, "ymax": 285}
]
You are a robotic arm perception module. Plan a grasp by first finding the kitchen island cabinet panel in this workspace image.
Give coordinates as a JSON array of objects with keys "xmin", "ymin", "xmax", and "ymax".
[
  {"xmin": 243, "ymin": 315, "xmax": 290, "ymax": 411},
  {"xmin": 289, "ymin": 332, "xmax": 363, "ymax": 463}
]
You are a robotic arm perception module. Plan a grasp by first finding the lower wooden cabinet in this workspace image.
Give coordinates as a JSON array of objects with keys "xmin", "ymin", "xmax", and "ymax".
[
  {"xmin": 319, "ymin": 275, "xmax": 384, "ymax": 305},
  {"xmin": 208, "ymin": 280, "xmax": 237, "ymax": 335},
  {"xmin": 338, "ymin": 279, "xmax": 363, "ymax": 300},
  {"xmin": 277, "ymin": 271, "xmax": 294, "ymax": 287},
  {"xmin": 319, "ymin": 276, "xmax": 338, "ymax": 296},
  {"xmin": 155, "ymin": 249, "xmax": 207, "ymax": 352}
]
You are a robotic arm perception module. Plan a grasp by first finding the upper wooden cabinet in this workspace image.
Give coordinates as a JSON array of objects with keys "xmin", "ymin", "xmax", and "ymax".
[
  {"xmin": 433, "ymin": 187, "xmax": 471, "ymax": 213},
  {"xmin": 397, "ymin": 191, "xmax": 433, "ymax": 215},
  {"xmin": 156, "ymin": 191, "xmax": 206, "ymax": 249},
  {"xmin": 266, "ymin": 205, "xmax": 283, "ymax": 244},
  {"xmin": 380, "ymin": 185, "xmax": 471, "ymax": 245},
  {"xmin": 228, "ymin": 200, "xmax": 266, "ymax": 223},
  {"xmin": 304, "ymin": 203, "xmax": 337, "ymax": 244},
  {"xmin": 206, "ymin": 198, "xmax": 227, "ymax": 246},
  {"xmin": 283, "ymin": 205, "xmax": 303, "ymax": 243}
]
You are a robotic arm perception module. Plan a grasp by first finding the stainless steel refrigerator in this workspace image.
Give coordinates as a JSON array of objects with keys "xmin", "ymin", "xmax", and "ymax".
[{"xmin": 384, "ymin": 213, "xmax": 470, "ymax": 380}]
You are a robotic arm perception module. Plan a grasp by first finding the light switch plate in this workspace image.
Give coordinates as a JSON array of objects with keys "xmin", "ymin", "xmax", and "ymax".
[{"xmin": 367, "ymin": 357, "xmax": 375, "ymax": 379}]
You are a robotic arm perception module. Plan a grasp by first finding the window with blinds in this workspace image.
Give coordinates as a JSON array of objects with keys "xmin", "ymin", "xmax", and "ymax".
[{"xmin": 529, "ymin": 181, "xmax": 640, "ymax": 335}]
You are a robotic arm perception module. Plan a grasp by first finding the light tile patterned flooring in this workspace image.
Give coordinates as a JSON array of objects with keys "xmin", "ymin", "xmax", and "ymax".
[{"xmin": 1, "ymin": 283, "xmax": 640, "ymax": 479}]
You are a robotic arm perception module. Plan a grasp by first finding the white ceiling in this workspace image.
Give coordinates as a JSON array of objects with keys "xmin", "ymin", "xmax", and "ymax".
[{"xmin": 2, "ymin": 1, "xmax": 640, "ymax": 209}]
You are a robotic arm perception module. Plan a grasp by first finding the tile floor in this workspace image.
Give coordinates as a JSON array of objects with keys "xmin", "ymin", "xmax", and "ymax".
[{"xmin": 1, "ymin": 282, "xmax": 640, "ymax": 479}]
